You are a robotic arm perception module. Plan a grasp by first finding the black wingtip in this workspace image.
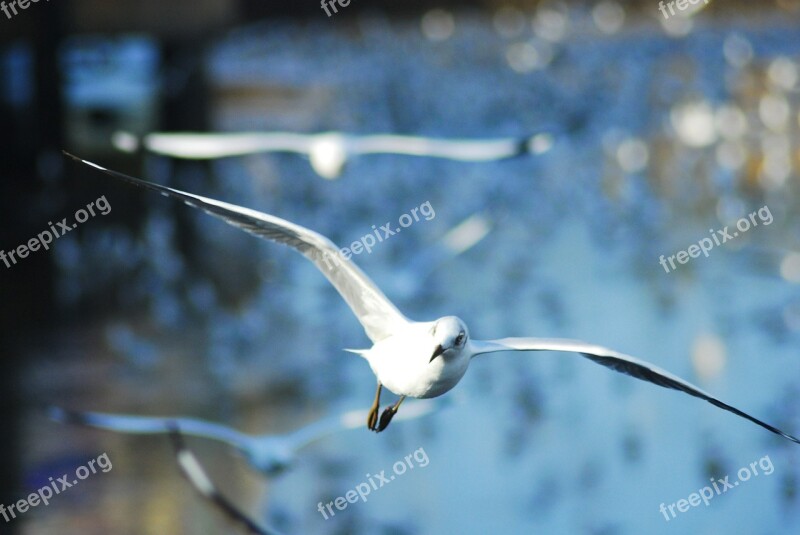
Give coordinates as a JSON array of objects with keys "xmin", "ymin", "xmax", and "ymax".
[
  {"xmin": 167, "ymin": 421, "xmax": 184, "ymax": 451},
  {"xmin": 576, "ymin": 351, "xmax": 800, "ymax": 447},
  {"xmin": 703, "ymin": 398, "xmax": 800, "ymax": 447},
  {"xmin": 62, "ymin": 150, "xmax": 83, "ymax": 163},
  {"xmin": 510, "ymin": 134, "xmax": 554, "ymax": 158},
  {"xmin": 168, "ymin": 427, "xmax": 277, "ymax": 535},
  {"xmin": 772, "ymin": 427, "xmax": 800, "ymax": 446},
  {"xmin": 513, "ymin": 138, "xmax": 530, "ymax": 157}
]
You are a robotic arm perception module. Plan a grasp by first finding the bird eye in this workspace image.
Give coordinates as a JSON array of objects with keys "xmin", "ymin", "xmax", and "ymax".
[{"xmin": 455, "ymin": 332, "xmax": 465, "ymax": 345}]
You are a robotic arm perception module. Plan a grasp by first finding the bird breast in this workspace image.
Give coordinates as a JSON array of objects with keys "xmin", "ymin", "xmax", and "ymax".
[{"xmin": 365, "ymin": 330, "xmax": 469, "ymax": 398}]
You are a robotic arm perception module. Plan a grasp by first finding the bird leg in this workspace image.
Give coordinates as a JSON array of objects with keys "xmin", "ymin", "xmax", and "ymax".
[
  {"xmin": 376, "ymin": 395, "xmax": 406, "ymax": 433},
  {"xmin": 367, "ymin": 382, "xmax": 383, "ymax": 431}
]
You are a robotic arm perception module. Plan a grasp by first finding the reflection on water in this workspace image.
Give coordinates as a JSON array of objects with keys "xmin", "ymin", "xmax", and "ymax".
[{"xmin": 22, "ymin": 4, "xmax": 800, "ymax": 535}]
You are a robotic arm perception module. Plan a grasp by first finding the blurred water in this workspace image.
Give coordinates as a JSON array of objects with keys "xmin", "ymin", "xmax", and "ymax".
[{"xmin": 23, "ymin": 5, "xmax": 800, "ymax": 535}]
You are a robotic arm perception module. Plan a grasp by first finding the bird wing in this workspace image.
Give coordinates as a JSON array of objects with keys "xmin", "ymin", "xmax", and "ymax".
[
  {"xmin": 349, "ymin": 135, "xmax": 519, "ymax": 160},
  {"xmin": 64, "ymin": 152, "xmax": 409, "ymax": 343},
  {"xmin": 126, "ymin": 132, "xmax": 315, "ymax": 159},
  {"xmin": 470, "ymin": 337, "xmax": 800, "ymax": 445},
  {"xmin": 350, "ymin": 134, "xmax": 546, "ymax": 160},
  {"xmin": 49, "ymin": 407, "xmax": 253, "ymax": 448}
]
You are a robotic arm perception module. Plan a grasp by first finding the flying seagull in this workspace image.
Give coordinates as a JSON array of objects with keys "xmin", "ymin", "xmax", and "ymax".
[
  {"xmin": 49, "ymin": 400, "xmax": 439, "ymax": 476},
  {"xmin": 64, "ymin": 151, "xmax": 800, "ymax": 444},
  {"xmin": 111, "ymin": 130, "xmax": 554, "ymax": 179},
  {"xmin": 168, "ymin": 426, "xmax": 279, "ymax": 535}
]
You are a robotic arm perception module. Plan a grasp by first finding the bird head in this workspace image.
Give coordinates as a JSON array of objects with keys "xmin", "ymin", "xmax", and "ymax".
[{"xmin": 429, "ymin": 316, "xmax": 469, "ymax": 363}]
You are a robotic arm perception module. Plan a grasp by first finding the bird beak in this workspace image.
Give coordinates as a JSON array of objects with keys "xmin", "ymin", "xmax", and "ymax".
[{"xmin": 429, "ymin": 344, "xmax": 445, "ymax": 363}]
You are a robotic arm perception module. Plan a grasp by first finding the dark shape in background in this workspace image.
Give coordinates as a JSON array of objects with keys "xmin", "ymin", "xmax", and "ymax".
[{"xmin": 3, "ymin": 0, "xmax": 799, "ymax": 533}]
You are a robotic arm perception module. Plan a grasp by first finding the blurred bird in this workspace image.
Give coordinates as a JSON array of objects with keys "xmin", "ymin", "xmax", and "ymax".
[
  {"xmin": 65, "ymin": 152, "xmax": 800, "ymax": 445},
  {"xmin": 50, "ymin": 399, "xmax": 439, "ymax": 476},
  {"xmin": 168, "ymin": 426, "xmax": 279, "ymax": 535},
  {"xmin": 111, "ymin": 130, "xmax": 554, "ymax": 179}
]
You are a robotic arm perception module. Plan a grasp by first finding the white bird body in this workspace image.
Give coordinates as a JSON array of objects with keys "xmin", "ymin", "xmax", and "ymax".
[
  {"xmin": 64, "ymin": 151, "xmax": 800, "ymax": 444},
  {"xmin": 308, "ymin": 132, "xmax": 349, "ymax": 178},
  {"xmin": 357, "ymin": 320, "xmax": 468, "ymax": 398}
]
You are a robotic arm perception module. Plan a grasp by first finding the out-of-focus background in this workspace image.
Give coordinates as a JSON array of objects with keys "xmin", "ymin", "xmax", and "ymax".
[{"xmin": 2, "ymin": 1, "xmax": 800, "ymax": 534}]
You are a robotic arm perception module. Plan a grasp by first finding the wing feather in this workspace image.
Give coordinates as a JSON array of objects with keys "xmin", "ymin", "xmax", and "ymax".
[
  {"xmin": 64, "ymin": 152, "xmax": 408, "ymax": 342},
  {"xmin": 471, "ymin": 338, "xmax": 800, "ymax": 445}
]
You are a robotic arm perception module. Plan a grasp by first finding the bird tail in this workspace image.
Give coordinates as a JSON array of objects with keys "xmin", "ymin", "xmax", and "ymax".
[{"xmin": 344, "ymin": 348, "xmax": 370, "ymax": 359}]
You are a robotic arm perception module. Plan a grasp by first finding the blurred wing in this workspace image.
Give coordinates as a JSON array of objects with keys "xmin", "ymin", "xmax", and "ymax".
[
  {"xmin": 64, "ymin": 152, "xmax": 409, "ymax": 343},
  {"xmin": 471, "ymin": 338, "xmax": 800, "ymax": 445},
  {"xmin": 49, "ymin": 407, "xmax": 252, "ymax": 448},
  {"xmin": 282, "ymin": 415, "xmax": 344, "ymax": 450},
  {"xmin": 169, "ymin": 428, "xmax": 281, "ymax": 535},
  {"xmin": 118, "ymin": 132, "xmax": 314, "ymax": 159},
  {"xmin": 351, "ymin": 135, "xmax": 527, "ymax": 160}
]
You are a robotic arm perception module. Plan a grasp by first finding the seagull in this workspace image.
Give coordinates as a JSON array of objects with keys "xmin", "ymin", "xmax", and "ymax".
[
  {"xmin": 49, "ymin": 400, "xmax": 439, "ymax": 476},
  {"xmin": 168, "ymin": 426, "xmax": 279, "ymax": 535},
  {"xmin": 111, "ymin": 130, "xmax": 554, "ymax": 179},
  {"xmin": 64, "ymin": 151, "xmax": 800, "ymax": 444}
]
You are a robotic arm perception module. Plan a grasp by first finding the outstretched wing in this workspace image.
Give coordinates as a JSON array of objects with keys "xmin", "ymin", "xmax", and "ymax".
[
  {"xmin": 64, "ymin": 152, "xmax": 409, "ymax": 343},
  {"xmin": 49, "ymin": 407, "xmax": 253, "ymax": 448},
  {"xmin": 113, "ymin": 131, "xmax": 315, "ymax": 159},
  {"xmin": 351, "ymin": 133, "xmax": 551, "ymax": 160},
  {"xmin": 470, "ymin": 338, "xmax": 800, "ymax": 445}
]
